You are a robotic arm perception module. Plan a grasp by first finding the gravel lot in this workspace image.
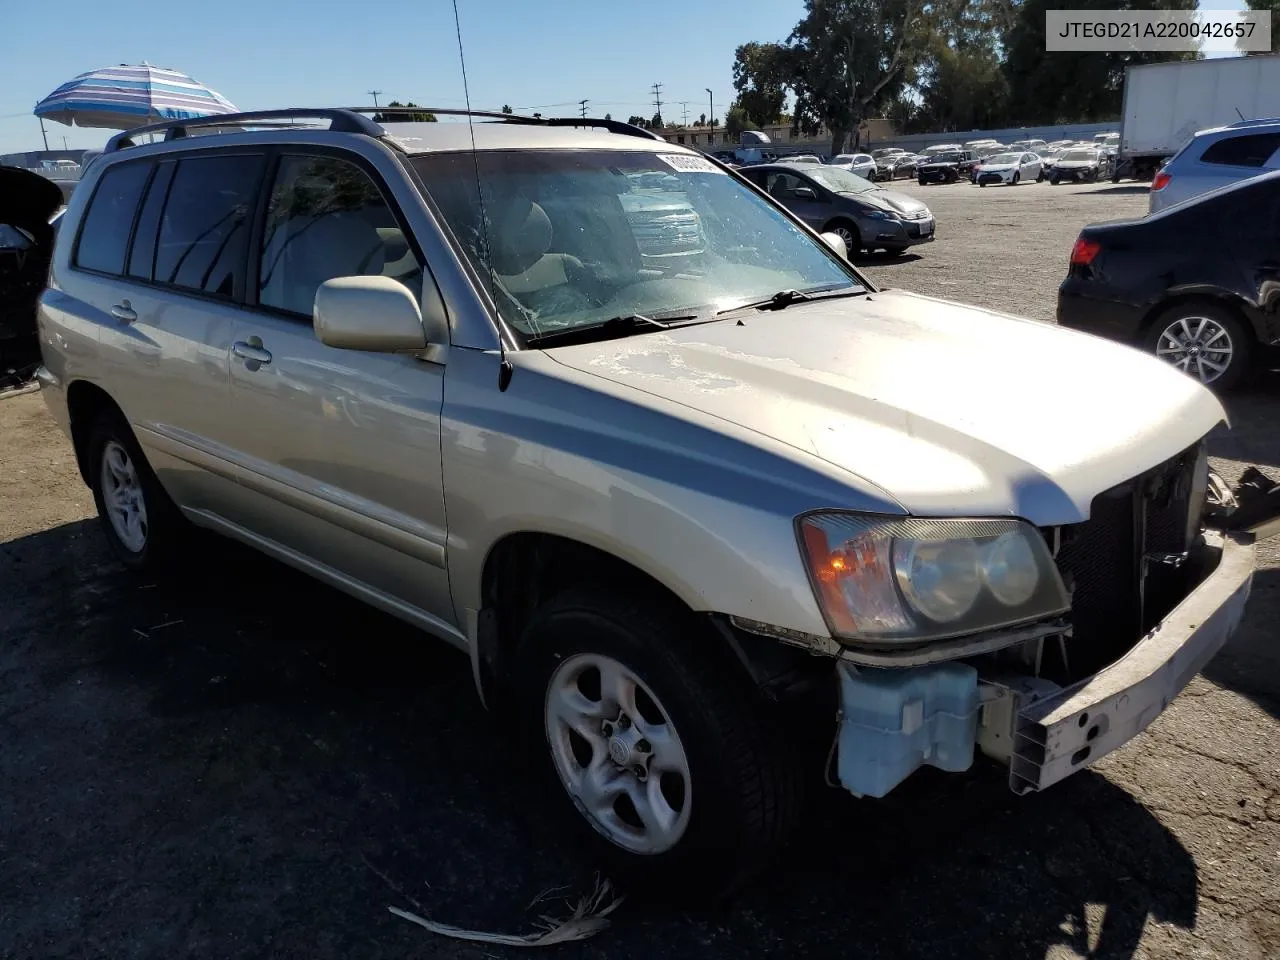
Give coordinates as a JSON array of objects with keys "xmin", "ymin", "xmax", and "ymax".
[{"xmin": 2, "ymin": 180, "xmax": 1278, "ymax": 960}]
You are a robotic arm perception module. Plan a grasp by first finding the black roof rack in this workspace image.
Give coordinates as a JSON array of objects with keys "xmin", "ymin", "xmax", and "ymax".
[{"xmin": 103, "ymin": 106, "xmax": 662, "ymax": 153}]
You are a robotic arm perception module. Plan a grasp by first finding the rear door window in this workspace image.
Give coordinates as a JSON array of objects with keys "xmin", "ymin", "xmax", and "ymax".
[
  {"xmin": 74, "ymin": 161, "xmax": 151, "ymax": 275},
  {"xmin": 1199, "ymin": 133, "xmax": 1280, "ymax": 168},
  {"xmin": 154, "ymin": 154, "xmax": 265, "ymax": 298},
  {"xmin": 126, "ymin": 161, "xmax": 175, "ymax": 281}
]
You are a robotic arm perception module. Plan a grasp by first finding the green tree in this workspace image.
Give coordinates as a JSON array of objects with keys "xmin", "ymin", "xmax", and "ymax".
[
  {"xmin": 1241, "ymin": 0, "xmax": 1278, "ymax": 52},
  {"xmin": 628, "ymin": 114, "xmax": 648, "ymax": 128},
  {"xmin": 732, "ymin": 41, "xmax": 791, "ymax": 125},
  {"xmin": 374, "ymin": 100, "xmax": 437, "ymax": 122},
  {"xmin": 651, "ymin": 111, "xmax": 664, "ymax": 129},
  {"xmin": 787, "ymin": 0, "xmax": 929, "ymax": 155},
  {"xmin": 725, "ymin": 105, "xmax": 759, "ymax": 137},
  {"xmin": 1002, "ymin": 0, "xmax": 1198, "ymax": 124},
  {"xmin": 501, "ymin": 104, "xmax": 513, "ymax": 113},
  {"xmin": 604, "ymin": 112, "xmax": 612, "ymax": 121}
]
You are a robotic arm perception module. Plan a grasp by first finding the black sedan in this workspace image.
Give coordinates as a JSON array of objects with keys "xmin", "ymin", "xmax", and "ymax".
[
  {"xmin": 738, "ymin": 162, "xmax": 935, "ymax": 255},
  {"xmin": 1, "ymin": 167, "xmax": 63, "ymax": 343},
  {"xmin": 1057, "ymin": 170, "xmax": 1280, "ymax": 391}
]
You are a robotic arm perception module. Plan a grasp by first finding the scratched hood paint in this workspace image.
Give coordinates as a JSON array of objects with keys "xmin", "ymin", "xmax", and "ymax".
[{"xmin": 545, "ymin": 289, "xmax": 1226, "ymax": 524}]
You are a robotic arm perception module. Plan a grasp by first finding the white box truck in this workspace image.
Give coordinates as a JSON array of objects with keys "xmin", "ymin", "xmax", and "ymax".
[{"xmin": 1116, "ymin": 53, "xmax": 1280, "ymax": 181}]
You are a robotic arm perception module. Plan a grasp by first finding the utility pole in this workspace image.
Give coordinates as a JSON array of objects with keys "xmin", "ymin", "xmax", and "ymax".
[
  {"xmin": 37, "ymin": 116, "xmax": 49, "ymax": 151},
  {"xmin": 367, "ymin": 89, "xmax": 383, "ymax": 108},
  {"xmin": 650, "ymin": 82, "xmax": 664, "ymax": 125},
  {"xmin": 62, "ymin": 136, "xmax": 68, "ymax": 150},
  {"xmin": 681, "ymin": 102, "xmax": 689, "ymax": 126},
  {"xmin": 705, "ymin": 89, "xmax": 714, "ymax": 144},
  {"xmin": 579, "ymin": 99, "xmax": 589, "ymax": 119}
]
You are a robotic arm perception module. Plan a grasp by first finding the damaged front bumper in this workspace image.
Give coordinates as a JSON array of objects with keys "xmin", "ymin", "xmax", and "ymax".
[
  {"xmin": 833, "ymin": 529, "xmax": 1254, "ymax": 798},
  {"xmin": 998, "ymin": 529, "xmax": 1251, "ymax": 792}
]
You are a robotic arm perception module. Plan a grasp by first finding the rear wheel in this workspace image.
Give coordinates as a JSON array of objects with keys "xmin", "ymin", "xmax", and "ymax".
[
  {"xmin": 514, "ymin": 589, "xmax": 797, "ymax": 896},
  {"xmin": 87, "ymin": 412, "xmax": 186, "ymax": 570},
  {"xmin": 1143, "ymin": 302, "xmax": 1252, "ymax": 392}
]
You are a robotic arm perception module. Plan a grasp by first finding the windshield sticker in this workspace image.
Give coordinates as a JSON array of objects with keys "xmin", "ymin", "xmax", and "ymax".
[{"xmin": 656, "ymin": 154, "xmax": 725, "ymax": 174}]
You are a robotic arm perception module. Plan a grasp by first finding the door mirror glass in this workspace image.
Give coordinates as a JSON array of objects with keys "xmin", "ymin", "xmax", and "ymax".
[
  {"xmin": 793, "ymin": 186, "xmax": 818, "ymax": 201},
  {"xmin": 820, "ymin": 231, "xmax": 848, "ymax": 260},
  {"xmin": 314, "ymin": 275, "xmax": 430, "ymax": 352}
]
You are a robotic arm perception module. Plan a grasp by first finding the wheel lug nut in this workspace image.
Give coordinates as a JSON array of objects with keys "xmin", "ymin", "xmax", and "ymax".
[
  {"xmin": 633, "ymin": 766, "xmax": 646, "ymax": 780},
  {"xmin": 636, "ymin": 739, "xmax": 650, "ymax": 752},
  {"xmin": 618, "ymin": 715, "xmax": 630, "ymax": 729}
]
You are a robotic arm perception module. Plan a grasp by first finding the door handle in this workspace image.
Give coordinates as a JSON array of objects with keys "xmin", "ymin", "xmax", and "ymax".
[
  {"xmin": 110, "ymin": 300, "xmax": 137, "ymax": 323},
  {"xmin": 232, "ymin": 339, "xmax": 272, "ymax": 366}
]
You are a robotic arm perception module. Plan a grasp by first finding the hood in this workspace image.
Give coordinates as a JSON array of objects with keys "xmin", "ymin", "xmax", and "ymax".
[
  {"xmin": 545, "ymin": 290, "xmax": 1224, "ymax": 524},
  {"xmin": 0, "ymin": 166, "xmax": 64, "ymax": 230},
  {"xmin": 848, "ymin": 188, "xmax": 928, "ymax": 217},
  {"xmin": 1055, "ymin": 159, "xmax": 1098, "ymax": 169}
]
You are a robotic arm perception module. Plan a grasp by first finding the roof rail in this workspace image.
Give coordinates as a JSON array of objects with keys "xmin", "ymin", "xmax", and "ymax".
[
  {"xmin": 339, "ymin": 106, "xmax": 664, "ymax": 142},
  {"xmin": 103, "ymin": 105, "xmax": 664, "ymax": 154},
  {"xmin": 1227, "ymin": 116, "xmax": 1280, "ymax": 128},
  {"xmin": 104, "ymin": 108, "xmax": 384, "ymax": 152}
]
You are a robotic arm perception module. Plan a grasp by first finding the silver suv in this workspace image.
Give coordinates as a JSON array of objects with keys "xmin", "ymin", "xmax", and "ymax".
[
  {"xmin": 35, "ymin": 108, "xmax": 1269, "ymax": 894},
  {"xmin": 1149, "ymin": 119, "xmax": 1280, "ymax": 213}
]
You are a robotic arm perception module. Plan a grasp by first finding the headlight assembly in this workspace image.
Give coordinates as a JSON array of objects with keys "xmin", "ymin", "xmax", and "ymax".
[{"xmin": 797, "ymin": 513, "xmax": 1069, "ymax": 645}]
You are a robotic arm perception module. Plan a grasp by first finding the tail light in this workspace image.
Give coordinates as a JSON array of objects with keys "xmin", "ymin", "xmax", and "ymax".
[
  {"xmin": 1070, "ymin": 235, "xmax": 1101, "ymax": 266},
  {"xmin": 1152, "ymin": 171, "xmax": 1172, "ymax": 191}
]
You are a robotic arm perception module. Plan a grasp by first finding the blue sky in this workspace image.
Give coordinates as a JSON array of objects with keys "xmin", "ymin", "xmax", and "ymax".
[{"xmin": 0, "ymin": 0, "xmax": 1252, "ymax": 155}]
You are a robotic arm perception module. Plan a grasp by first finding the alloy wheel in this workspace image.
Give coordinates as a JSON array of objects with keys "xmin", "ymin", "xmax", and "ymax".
[{"xmin": 1155, "ymin": 315, "xmax": 1234, "ymax": 384}]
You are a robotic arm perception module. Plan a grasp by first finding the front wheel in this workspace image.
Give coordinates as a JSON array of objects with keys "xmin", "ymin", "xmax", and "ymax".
[
  {"xmin": 918, "ymin": 176, "xmax": 926, "ymax": 186},
  {"xmin": 827, "ymin": 222, "xmax": 860, "ymax": 256},
  {"xmin": 1143, "ymin": 303, "xmax": 1252, "ymax": 392},
  {"xmin": 1037, "ymin": 170, "xmax": 1045, "ymax": 183},
  {"xmin": 1050, "ymin": 176, "xmax": 1060, "ymax": 185},
  {"xmin": 514, "ymin": 590, "xmax": 796, "ymax": 895}
]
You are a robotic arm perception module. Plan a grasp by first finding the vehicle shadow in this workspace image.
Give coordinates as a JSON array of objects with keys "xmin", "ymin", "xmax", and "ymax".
[
  {"xmin": 0, "ymin": 519, "xmax": 1202, "ymax": 959},
  {"xmin": 852, "ymin": 251, "xmax": 924, "ymax": 267},
  {"xmin": 1088, "ymin": 185, "xmax": 1152, "ymax": 196}
]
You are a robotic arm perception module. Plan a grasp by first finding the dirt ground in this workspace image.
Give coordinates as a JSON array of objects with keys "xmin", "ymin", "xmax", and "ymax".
[{"xmin": 1, "ymin": 180, "xmax": 1278, "ymax": 960}]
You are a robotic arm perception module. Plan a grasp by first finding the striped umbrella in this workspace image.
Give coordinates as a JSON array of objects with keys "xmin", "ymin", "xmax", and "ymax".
[{"xmin": 34, "ymin": 64, "xmax": 238, "ymax": 130}]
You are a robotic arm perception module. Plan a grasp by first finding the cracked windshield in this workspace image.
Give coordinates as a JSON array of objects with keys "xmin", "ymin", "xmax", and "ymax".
[{"xmin": 411, "ymin": 150, "xmax": 860, "ymax": 338}]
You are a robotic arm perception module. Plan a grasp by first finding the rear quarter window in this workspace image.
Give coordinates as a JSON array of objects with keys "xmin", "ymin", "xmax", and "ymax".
[
  {"xmin": 74, "ymin": 161, "xmax": 152, "ymax": 275},
  {"xmin": 1199, "ymin": 132, "xmax": 1280, "ymax": 168}
]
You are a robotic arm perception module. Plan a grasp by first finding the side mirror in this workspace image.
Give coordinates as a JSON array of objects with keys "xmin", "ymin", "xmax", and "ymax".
[
  {"xmin": 820, "ymin": 231, "xmax": 848, "ymax": 260},
  {"xmin": 314, "ymin": 275, "xmax": 435, "ymax": 352},
  {"xmin": 793, "ymin": 186, "xmax": 818, "ymax": 201}
]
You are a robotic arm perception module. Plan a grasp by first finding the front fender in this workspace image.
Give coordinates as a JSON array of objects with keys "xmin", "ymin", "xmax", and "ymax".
[{"xmin": 441, "ymin": 348, "xmax": 903, "ymax": 647}]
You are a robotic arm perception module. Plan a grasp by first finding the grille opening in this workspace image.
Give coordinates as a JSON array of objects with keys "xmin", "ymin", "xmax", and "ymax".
[{"xmin": 1047, "ymin": 444, "xmax": 1201, "ymax": 682}]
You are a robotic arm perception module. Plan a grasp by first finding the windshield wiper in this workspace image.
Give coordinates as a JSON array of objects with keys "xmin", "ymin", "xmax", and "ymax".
[
  {"xmin": 525, "ymin": 313, "xmax": 695, "ymax": 348},
  {"xmin": 716, "ymin": 287, "xmax": 866, "ymax": 317}
]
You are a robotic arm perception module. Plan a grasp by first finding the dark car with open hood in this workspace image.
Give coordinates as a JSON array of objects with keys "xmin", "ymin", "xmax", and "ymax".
[{"xmin": 0, "ymin": 167, "xmax": 64, "ymax": 346}]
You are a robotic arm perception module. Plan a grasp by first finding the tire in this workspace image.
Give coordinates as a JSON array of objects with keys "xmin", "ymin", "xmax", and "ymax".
[
  {"xmin": 979, "ymin": 182, "xmax": 987, "ymax": 188},
  {"xmin": 1050, "ymin": 176, "xmax": 1060, "ymax": 186},
  {"xmin": 513, "ymin": 588, "xmax": 797, "ymax": 897},
  {"xmin": 1143, "ymin": 302, "xmax": 1252, "ymax": 392},
  {"xmin": 1037, "ymin": 170, "xmax": 1045, "ymax": 183},
  {"xmin": 1011, "ymin": 172, "xmax": 1020, "ymax": 186},
  {"xmin": 87, "ymin": 411, "xmax": 185, "ymax": 571},
  {"xmin": 918, "ymin": 176, "xmax": 926, "ymax": 186}
]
